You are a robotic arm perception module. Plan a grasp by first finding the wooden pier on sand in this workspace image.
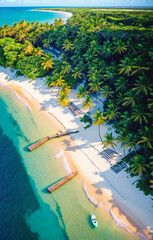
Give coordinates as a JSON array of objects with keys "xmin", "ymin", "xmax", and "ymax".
[
  {"xmin": 48, "ymin": 171, "xmax": 78, "ymax": 193},
  {"xmin": 28, "ymin": 130, "xmax": 79, "ymax": 151}
]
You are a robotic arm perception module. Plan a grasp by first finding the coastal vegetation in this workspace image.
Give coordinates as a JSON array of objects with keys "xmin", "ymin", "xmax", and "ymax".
[{"xmin": 0, "ymin": 9, "xmax": 153, "ymax": 195}]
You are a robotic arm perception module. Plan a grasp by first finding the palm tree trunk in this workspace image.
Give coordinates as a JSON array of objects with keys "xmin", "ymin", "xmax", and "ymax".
[
  {"xmin": 95, "ymin": 93, "xmax": 98, "ymax": 103},
  {"xmin": 124, "ymin": 148, "xmax": 125, "ymax": 157},
  {"xmin": 98, "ymin": 125, "xmax": 103, "ymax": 142},
  {"xmin": 134, "ymin": 121, "xmax": 138, "ymax": 131},
  {"xmin": 57, "ymin": 87, "xmax": 60, "ymax": 96},
  {"xmin": 112, "ymin": 144, "xmax": 116, "ymax": 152},
  {"xmin": 132, "ymin": 174, "xmax": 142, "ymax": 185}
]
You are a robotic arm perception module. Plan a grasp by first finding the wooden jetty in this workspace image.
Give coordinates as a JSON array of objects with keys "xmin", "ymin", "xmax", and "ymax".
[
  {"xmin": 28, "ymin": 130, "xmax": 79, "ymax": 151},
  {"xmin": 48, "ymin": 171, "xmax": 78, "ymax": 193}
]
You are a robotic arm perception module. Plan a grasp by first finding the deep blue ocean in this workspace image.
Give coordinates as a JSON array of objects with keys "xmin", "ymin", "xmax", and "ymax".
[
  {"xmin": 0, "ymin": 7, "xmax": 69, "ymax": 26},
  {"xmin": 0, "ymin": 86, "xmax": 72, "ymax": 240},
  {"xmin": 0, "ymin": 99, "xmax": 39, "ymax": 240}
]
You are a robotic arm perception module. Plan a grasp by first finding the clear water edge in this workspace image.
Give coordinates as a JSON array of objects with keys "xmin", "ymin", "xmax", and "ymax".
[
  {"xmin": 0, "ymin": 83, "xmax": 140, "ymax": 240},
  {"xmin": 0, "ymin": 7, "xmax": 70, "ymax": 27}
]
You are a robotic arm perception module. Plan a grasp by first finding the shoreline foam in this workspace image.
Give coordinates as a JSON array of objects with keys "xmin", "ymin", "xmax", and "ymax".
[
  {"xmin": 31, "ymin": 9, "xmax": 73, "ymax": 21},
  {"xmin": 0, "ymin": 66, "xmax": 152, "ymax": 240}
]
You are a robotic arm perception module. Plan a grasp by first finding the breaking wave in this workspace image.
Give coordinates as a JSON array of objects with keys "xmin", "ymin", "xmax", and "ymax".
[
  {"xmin": 82, "ymin": 181, "xmax": 147, "ymax": 240},
  {"xmin": 55, "ymin": 150, "xmax": 72, "ymax": 174},
  {"xmin": 8, "ymin": 86, "xmax": 31, "ymax": 111},
  {"xmin": 110, "ymin": 210, "xmax": 147, "ymax": 239},
  {"xmin": 82, "ymin": 181, "xmax": 98, "ymax": 207},
  {"xmin": 0, "ymin": 81, "xmax": 31, "ymax": 111}
]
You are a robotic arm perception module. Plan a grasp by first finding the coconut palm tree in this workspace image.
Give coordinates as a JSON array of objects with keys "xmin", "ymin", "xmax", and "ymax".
[
  {"xmin": 50, "ymin": 73, "xmax": 65, "ymax": 88},
  {"xmin": 57, "ymin": 93, "xmax": 70, "ymax": 107},
  {"xmin": 89, "ymin": 77, "xmax": 102, "ymax": 100},
  {"xmin": 59, "ymin": 83, "xmax": 71, "ymax": 96},
  {"xmin": 131, "ymin": 107, "xmax": 148, "ymax": 125},
  {"xmin": 60, "ymin": 25, "xmax": 67, "ymax": 38},
  {"xmin": 113, "ymin": 39, "xmax": 127, "ymax": 55},
  {"xmin": 116, "ymin": 129, "xmax": 128, "ymax": 157},
  {"xmin": 119, "ymin": 111, "xmax": 132, "ymax": 129},
  {"xmin": 43, "ymin": 39, "xmax": 50, "ymax": 49},
  {"xmin": 53, "ymin": 18, "xmax": 63, "ymax": 28},
  {"xmin": 0, "ymin": 29, "xmax": 7, "ymax": 37},
  {"xmin": 82, "ymin": 95, "xmax": 95, "ymax": 116},
  {"xmin": 61, "ymin": 61, "xmax": 71, "ymax": 75},
  {"xmin": 17, "ymin": 33, "xmax": 26, "ymax": 43},
  {"xmin": 100, "ymin": 85, "xmax": 114, "ymax": 99},
  {"xmin": 105, "ymin": 100, "xmax": 120, "ymax": 121},
  {"xmin": 104, "ymin": 65, "xmax": 117, "ymax": 83},
  {"xmin": 123, "ymin": 133, "xmax": 137, "ymax": 152},
  {"xmin": 41, "ymin": 53, "xmax": 54, "ymax": 70},
  {"xmin": 62, "ymin": 39, "xmax": 73, "ymax": 52},
  {"xmin": 116, "ymin": 92, "xmax": 125, "ymax": 105},
  {"xmin": 7, "ymin": 27, "xmax": 15, "ymax": 37},
  {"xmin": 93, "ymin": 109, "xmax": 106, "ymax": 142},
  {"xmin": 123, "ymin": 91, "xmax": 137, "ymax": 108},
  {"xmin": 88, "ymin": 67, "xmax": 99, "ymax": 82},
  {"xmin": 77, "ymin": 60, "xmax": 86, "ymax": 73},
  {"xmin": 44, "ymin": 22, "xmax": 51, "ymax": 31},
  {"xmin": 129, "ymin": 155, "xmax": 148, "ymax": 175},
  {"xmin": 119, "ymin": 57, "xmax": 132, "ymax": 76},
  {"xmin": 14, "ymin": 24, "xmax": 20, "ymax": 32},
  {"xmin": 72, "ymin": 67, "xmax": 83, "ymax": 80},
  {"xmin": 34, "ymin": 47, "xmax": 44, "ymax": 57},
  {"xmin": 114, "ymin": 77, "xmax": 129, "ymax": 92},
  {"xmin": 89, "ymin": 40, "xmax": 101, "ymax": 56},
  {"xmin": 76, "ymin": 86, "xmax": 88, "ymax": 99},
  {"xmin": 20, "ymin": 19, "xmax": 27, "ymax": 28},
  {"xmin": 150, "ymin": 180, "xmax": 153, "ymax": 188},
  {"xmin": 132, "ymin": 75, "xmax": 152, "ymax": 96},
  {"xmin": 102, "ymin": 132, "xmax": 117, "ymax": 151},
  {"xmin": 44, "ymin": 76, "xmax": 53, "ymax": 88},
  {"xmin": 137, "ymin": 136, "xmax": 153, "ymax": 150},
  {"xmin": 23, "ymin": 43, "xmax": 33, "ymax": 55},
  {"xmin": 102, "ymin": 40, "xmax": 113, "ymax": 60},
  {"xmin": 130, "ymin": 56, "xmax": 150, "ymax": 76},
  {"xmin": 126, "ymin": 37, "xmax": 137, "ymax": 55}
]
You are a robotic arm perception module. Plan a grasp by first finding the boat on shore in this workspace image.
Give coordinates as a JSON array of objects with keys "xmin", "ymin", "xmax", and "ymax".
[{"xmin": 91, "ymin": 214, "xmax": 98, "ymax": 228}]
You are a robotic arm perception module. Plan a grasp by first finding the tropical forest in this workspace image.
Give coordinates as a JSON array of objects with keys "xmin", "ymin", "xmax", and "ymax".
[{"xmin": 0, "ymin": 8, "xmax": 153, "ymax": 196}]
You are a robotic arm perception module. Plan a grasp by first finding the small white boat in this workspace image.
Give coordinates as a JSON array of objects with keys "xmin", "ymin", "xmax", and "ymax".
[{"xmin": 91, "ymin": 214, "xmax": 98, "ymax": 227}]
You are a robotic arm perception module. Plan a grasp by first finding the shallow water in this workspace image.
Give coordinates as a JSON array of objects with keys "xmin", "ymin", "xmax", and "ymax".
[
  {"xmin": 0, "ymin": 85, "xmax": 140, "ymax": 240},
  {"xmin": 0, "ymin": 7, "xmax": 70, "ymax": 26}
]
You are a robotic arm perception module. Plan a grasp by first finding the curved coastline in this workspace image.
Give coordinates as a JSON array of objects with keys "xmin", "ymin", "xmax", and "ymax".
[
  {"xmin": 31, "ymin": 9, "xmax": 73, "ymax": 22},
  {"xmin": 0, "ymin": 66, "xmax": 152, "ymax": 240}
]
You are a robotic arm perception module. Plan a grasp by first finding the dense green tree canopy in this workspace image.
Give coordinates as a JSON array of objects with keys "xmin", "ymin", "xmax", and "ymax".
[
  {"xmin": 17, "ymin": 55, "xmax": 48, "ymax": 80},
  {"xmin": 0, "ymin": 9, "xmax": 153, "ymax": 195}
]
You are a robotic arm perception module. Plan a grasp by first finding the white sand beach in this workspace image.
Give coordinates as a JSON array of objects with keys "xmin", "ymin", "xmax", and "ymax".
[
  {"xmin": 0, "ymin": 66, "xmax": 153, "ymax": 240},
  {"xmin": 32, "ymin": 9, "xmax": 73, "ymax": 18}
]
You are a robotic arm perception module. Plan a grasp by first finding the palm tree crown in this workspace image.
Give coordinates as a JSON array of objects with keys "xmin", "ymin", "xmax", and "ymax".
[
  {"xmin": 93, "ymin": 109, "xmax": 106, "ymax": 142},
  {"xmin": 41, "ymin": 53, "xmax": 54, "ymax": 70},
  {"xmin": 102, "ymin": 132, "xmax": 117, "ymax": 151}
]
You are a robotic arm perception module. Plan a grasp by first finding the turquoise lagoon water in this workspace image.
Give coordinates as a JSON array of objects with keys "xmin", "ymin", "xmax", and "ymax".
[
  {"xmin": 0, "ymin": 84, "xmax": 140, "ymax": 240},
  {"xmin": 0, "ymin": 7, "xmax": 69, "ymax": 26}
]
